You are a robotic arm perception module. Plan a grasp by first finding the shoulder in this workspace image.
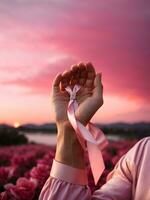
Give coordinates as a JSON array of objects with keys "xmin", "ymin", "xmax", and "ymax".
[
  {"xmin": 127, "ymin": 137, "xmax": 150, "ymax": 155},
  {"xmin": 126, "ymin": 137, "xmax": 150, "ymax": 166},
  {"xmin": 133, "ymin": 136, "xmax": 150, "ymax": 147},
  {"xmin": 107, "ymin": 137, "xmax": 150, "ymax": 182}
]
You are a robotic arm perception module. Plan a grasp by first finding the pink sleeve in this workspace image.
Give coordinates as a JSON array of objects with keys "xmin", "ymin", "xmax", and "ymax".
[
  {"xmin": 39, "ymin": 160, "xmax": 91, "ymax": 200},
  {"xmin": 39, "ymin": 156, "xmax": 132, "ymax": 200},
  {"xmin": 39, "ymin": 138, "xmax": 150, "ymax": 200},
  {"xmin": 39, "ymin": 177, "xmax": 91, "ymax": 200},
  {"xmin": 92, "ymin": 154, "xmax": 132, "ymax": 199}
]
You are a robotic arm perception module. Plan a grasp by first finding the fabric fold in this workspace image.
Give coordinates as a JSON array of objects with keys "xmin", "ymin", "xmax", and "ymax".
[
  {"xmin": 50, "ymin": 160, "xmax": 88, "ymax": 185},
  {"xmin": 65, "ymin": 85, "xmax": 108, "ymax": 184}
]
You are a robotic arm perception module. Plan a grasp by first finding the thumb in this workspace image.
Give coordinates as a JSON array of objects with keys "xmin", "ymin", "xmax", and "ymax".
[
  {"xmin": 52, "ymin": 73, "xmax": 62, "ymax": 93},
  {"xmin": 93, "ymin": 73, "xmax": 103, "ymax": 97}
]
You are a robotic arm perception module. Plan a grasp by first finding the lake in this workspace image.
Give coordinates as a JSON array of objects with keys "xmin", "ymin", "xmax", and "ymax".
[
  {"xmin": 23, "ymin": 132, "xmax": 122, "ymax": 145},
  {"xmin": 23, "ymin": 132, "xmax": 57, "ymax": 145}
]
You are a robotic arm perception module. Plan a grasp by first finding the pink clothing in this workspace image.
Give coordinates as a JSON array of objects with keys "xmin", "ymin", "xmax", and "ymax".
[{"xmin": 39, "ymin": 137, "xmax": 150, "ymax": 200}]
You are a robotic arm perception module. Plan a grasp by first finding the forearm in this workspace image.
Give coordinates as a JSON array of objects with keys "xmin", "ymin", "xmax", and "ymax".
[
  {"xmin": 55, "ymin": 122, "xmax": 85, "ymax": 169},
  {"xmin": 39, "ymin": 122, "xmax": 89, "ymax": 200}
]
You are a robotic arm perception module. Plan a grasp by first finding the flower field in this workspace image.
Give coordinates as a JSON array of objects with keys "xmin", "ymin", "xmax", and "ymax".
[{"xmin": 0, "ymin": 140, "xmax": 138, "ymax": 200}]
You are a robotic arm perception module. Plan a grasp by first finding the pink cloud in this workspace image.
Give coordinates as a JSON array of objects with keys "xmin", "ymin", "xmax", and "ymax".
[
  {"xmin": 2, "ymin": 57, "xmax": 77, "ymax": 94},
  {"xmin": 0, "ymin": 0, "xmax": 149, "ymax": 123}
]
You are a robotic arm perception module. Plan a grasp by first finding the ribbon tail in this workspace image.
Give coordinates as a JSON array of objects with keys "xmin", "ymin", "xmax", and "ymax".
[
  {"xmin": 88, "ymin": 123, "xmax": 109, "ymax": 151},
  {"xmin": 67, "ymin": 101, "xmax": 86, "ymax": 149},
  {"xmin": 76, "ymin": 121, "xmax": 106, "ymax": 185},
  {"xmin": 87, "ymin": 141, "xmax": 105, "ymax": 185}
]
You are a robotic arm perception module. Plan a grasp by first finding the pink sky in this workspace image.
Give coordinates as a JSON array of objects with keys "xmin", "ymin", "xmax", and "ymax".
[{"xmin": 0, "ymin": 0, "xmax": 150, "ymax": 126}]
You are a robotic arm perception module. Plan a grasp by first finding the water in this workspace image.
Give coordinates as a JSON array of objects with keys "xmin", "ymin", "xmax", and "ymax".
[
  {"xmin": 23, "ymin": 132, "xmax": 57, "ymax": 145},
  {"xmin": 23, "ymin": 132, "xmax": 122, "ymax": 146}
]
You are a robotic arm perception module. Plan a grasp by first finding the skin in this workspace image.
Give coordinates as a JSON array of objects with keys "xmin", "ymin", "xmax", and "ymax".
[{"xmin": 51, "ymin": 62, "xmax": 104, "ymax": 169}]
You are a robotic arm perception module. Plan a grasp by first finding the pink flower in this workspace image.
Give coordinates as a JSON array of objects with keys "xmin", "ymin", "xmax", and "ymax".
[
  {"xmin": 7, "ymin": 166, "xmax": 21, "ymax": 180},
  {"xmin": 11, "ymin": 154, "xmax": 36, "ymax": 169},
  {"xmin": 111, "ymin": 155, "xmax": 120, "ymax": 166},
  {"xmin": 0, "ymin": 192, "xmax": 8, "ymax": 200},
  {"xmin": 30, "ymin": 165, "xmax": 50, "ymax": 189},
  {"xmin": 0, "ymin": 168, "xmax": 9, "ymax": 186},
  {"xmin": 5, "ymin": 177, "xmax": 36, "ymax": 200},
  {"xmin": 37, "ymin": 153, "xmax": 53, "ymax": 167},
  {"xmin": 0, "ymin": 152, "xmax": 11, "ymax": 167}
]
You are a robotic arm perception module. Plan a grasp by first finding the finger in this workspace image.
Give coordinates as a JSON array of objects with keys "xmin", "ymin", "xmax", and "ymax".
[
  {"xmin": 85, "ymin": 62, "xmax": 96, "ymax": 88},
  {"xmin": 70, "ymin": 65, "xmax": 80, "ymax": 86},
  {"xmin": 78, "ymin": 63, "xmax": 87, "ymax": 85},
  {"xmin": 52, "ymin": 73, "xmax": 62, "ymax": 93},
  {"xmin": 61, "ymin": 70, "xmax": 72, "ymax": 91},
  {"xmin": 93, "ymin": 73, "xmax": 103, "ymax": 98}
]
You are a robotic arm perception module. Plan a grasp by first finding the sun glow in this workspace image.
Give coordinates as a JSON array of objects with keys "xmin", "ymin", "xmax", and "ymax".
[{"xmin": 14, "ymin": 122, "xmax": 20, "ymax": 128}]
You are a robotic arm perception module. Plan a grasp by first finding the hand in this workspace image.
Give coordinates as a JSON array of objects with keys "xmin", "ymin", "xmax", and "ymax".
[
  {"xmin": 52, "ymin": 62, "xmax": 103, "ymax": 168},
  {"xmin": 51, "ymin": 62, "xmax": 103, "ymax": 127}
]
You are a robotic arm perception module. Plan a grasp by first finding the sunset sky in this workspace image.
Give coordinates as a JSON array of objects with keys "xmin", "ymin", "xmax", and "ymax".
[{"xmin": 0, "ymin": 0, "xmax": 149, "ymax": 126}]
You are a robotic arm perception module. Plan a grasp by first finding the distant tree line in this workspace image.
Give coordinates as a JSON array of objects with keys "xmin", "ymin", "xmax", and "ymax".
[
  {"xmin": 0, "ymin": 127, "xmax": 28, "ymax": 146},
  {"xmin": 101, "ymin": 127, "xmax": 150, "ymax": 139}
]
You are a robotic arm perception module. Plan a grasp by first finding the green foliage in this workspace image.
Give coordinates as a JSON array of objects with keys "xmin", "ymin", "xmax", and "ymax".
[{"xmin": 0, "ymin": 128, "xmax": 28, "ymax": 146}]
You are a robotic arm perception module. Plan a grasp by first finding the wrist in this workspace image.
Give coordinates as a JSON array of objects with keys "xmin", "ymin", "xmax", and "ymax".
[
  {"xmin": 55, "ymin": 121, "xmax": 85, "ymax": 169},
  {"xmin": 56, "ymin": 120, "xmax": 73, "ymax": 132}
]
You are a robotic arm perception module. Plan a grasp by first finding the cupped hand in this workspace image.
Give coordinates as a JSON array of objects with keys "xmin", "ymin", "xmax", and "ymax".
[{"xmin": 51, "ymin": 62, "xmax": 103, "ymax": 127}]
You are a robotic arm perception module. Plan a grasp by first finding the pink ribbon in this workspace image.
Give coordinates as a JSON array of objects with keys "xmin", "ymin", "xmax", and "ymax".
[{"xmin": 65, "ymin": 85, "xmax": 108, "ymax": 185}]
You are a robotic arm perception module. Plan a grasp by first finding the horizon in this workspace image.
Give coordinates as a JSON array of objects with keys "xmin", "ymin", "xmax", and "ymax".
[
  {"xmin": 1, "ymin": 121, "xmax": 150, "ymax": 128},
  {"xmin": 0, "ymin": 1, "xmax": 149, "ymax": 126}
]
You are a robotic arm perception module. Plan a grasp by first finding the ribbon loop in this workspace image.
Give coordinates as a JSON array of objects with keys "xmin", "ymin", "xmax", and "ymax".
[
  {"xmin": 65, "ymin": 84, "xmax": 108, "ymax": 184},
  {"xmin": 65, "ymin": 85, "xmax": 81, "ymax": 101}
]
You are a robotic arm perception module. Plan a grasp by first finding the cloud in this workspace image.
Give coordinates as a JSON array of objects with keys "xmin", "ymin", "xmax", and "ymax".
[
  {"xmin": 0, "ymin": 0, "xmax": 149, "ymax": 103},
  {"xmin": 2, "ymin": 56, "xmax": 77, "ymax": 94}
]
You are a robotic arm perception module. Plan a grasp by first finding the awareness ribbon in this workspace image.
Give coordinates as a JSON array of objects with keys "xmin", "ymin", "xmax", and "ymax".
[{"xmin": 65, "ymin": 84, "xmax": 108, "ymax": 185}]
